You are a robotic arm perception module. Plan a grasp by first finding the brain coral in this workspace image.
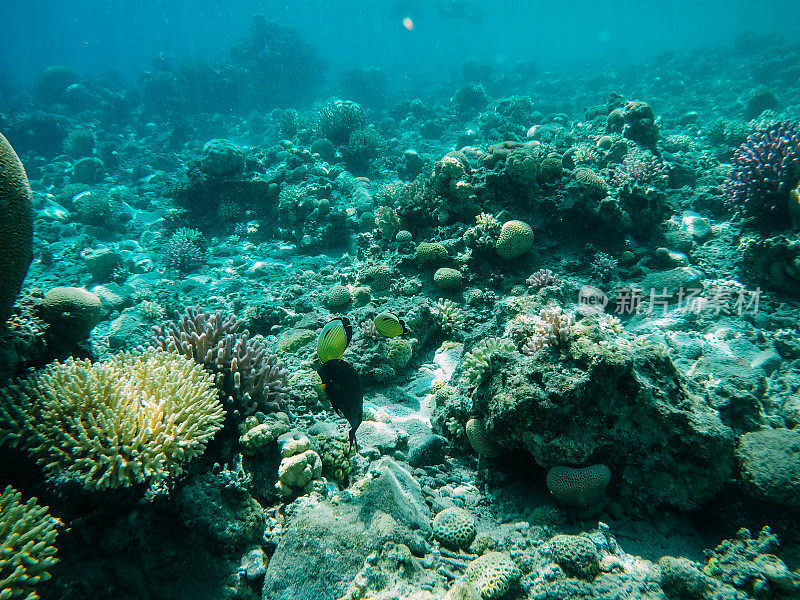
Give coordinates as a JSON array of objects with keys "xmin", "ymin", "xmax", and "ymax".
[
  {"xmin": 38, "ymin": 286, "xmax": 103, "ymax": 345},
  {"xmin": 465, "ymin": 417, "xmax": 500, "ymax": 457},
  {"xmin": 201, "ymin": 138, "xmax": 246, "ymax": 177},
  {"xmin": 495, "ymin": 220, "xmax": 534, "ymax": 260},
  {"xmin": 416, "ymin": 241, "xmax": 448, "ymax": 263},
  {"xmin": 0, "ymin": 349, "xmax": 224, "ymax": 489},
  {"xmin": 434, "ymin": 267, "xmax": 463, "ymax": 291},
  {"xmin": 572, "ymin": 168, "xmax": 610, "ymax": 199},
  {"xmin": 0, "ymin": 133, "xmax": 33, "ymax": 327},
  {"xmin": 545, "ymin": 464, "xmax": 611, "ymax": 507},
  {"xmin": 386, "ymin": 337, "xmax": 413, "ymax": 369},
  {"xmin": 322, "ymin": 283, "xmax": 352, "ymax": 309},
  {"xmin": 547, "ymin": 534, "xmax": 600, "ymax": 579},
  {"xmin": 465, "ymin": 552, "xmax": 521, "ymax": 599},
  {"xmin": 433, "ymin": 507, "xmax": 477, "ymax": 549}
]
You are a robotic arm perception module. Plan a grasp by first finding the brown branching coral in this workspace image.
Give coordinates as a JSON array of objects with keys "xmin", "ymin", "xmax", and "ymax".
[
  {"xmin": 0, "ymin": 349, "xmax": 224, "ymax": 489},
  {"xmin": 152, "ymin": 307, "xmax": 289, "ymax": 413}
]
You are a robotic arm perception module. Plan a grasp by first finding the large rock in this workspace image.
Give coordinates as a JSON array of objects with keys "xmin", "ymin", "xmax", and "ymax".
[
  {"xmin": 463, "ymin": 330, "xmax": 734, "ymax": 511},
  {"xmin": 356, "ymin": 457, "xmax": 432, "ymax": 535},
  {"xmin": 262, "ymin": 457, "xmax": 431, "ymax": 600},
  {"xmin": 737, "ymin": 429, "xmax": 800, "ymax": 506}
]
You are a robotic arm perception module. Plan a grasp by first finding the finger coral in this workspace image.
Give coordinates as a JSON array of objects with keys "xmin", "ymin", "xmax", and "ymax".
[
  {"xmin": 0, "ymin": 485, "xmax": 60, "ymax": 600},
  {"xmin": 0, "ymin": 349, "xmax": 224, "ymax": 489},
  {"xmin": 152, "ymin": 307, "xmax": 289, "ymax": 413}
]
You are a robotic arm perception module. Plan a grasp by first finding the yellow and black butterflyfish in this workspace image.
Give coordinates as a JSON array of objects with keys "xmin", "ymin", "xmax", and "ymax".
[
  {"xmin": 373, "ymin": 311, "xmax": 408, "ymax": 338},
  {"xmin": 317, "ymin": 316, "xmax": 353, "ymax": 362}
]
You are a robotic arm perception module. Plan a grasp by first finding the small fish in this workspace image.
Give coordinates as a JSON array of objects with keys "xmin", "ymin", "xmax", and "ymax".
[
  {"xmin": 373, "ymin": 311, "xmax": 408, "ymax": 338},
  {"xmin": 317, "ymin": 317, "xmax": 352, "ymax": 363},
  {"xmin": 317, "ymin": 358, "xmax": 363, "ymax": 453}
]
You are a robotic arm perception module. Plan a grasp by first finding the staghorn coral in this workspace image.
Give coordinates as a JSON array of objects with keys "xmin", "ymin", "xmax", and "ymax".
[
  {"xmin": 374, "ymin": 205, "xmax": 401, "ymax": 240},
  {"xmin": 611, "ymin": 149, "xmax": 669, "ymax": 190},
  {"xmin": 725, "ymin": 121, "xmax": 800, "ymax": 228},
  {"xmin": 162, "ymin": 227, "xmax": 205, "ymax": 274},
  {"xmin": 0, "ymin": 349, "xmax": 224, "ymax": 489},
  {"xmin": 589, "ymin": 252, "xmax": 619, "ymax": 282},
  {"xmin": 704, "ymin": 527, "xmax": 800, "ymax": 597},
  {"xmin": 464, "ymin": 212, "xmax": 503, "ymax": 257},
  {"xmin": 152, "ymin": 307, "xmax": 289, "ymax": 413},
  {"xmin": 0, "ymin": 486, "xmax": 60, "ymax": 600}
]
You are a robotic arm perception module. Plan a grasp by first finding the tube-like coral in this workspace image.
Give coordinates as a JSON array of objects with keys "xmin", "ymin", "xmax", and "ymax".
[{"xmin": 152, "ymin": 307, "xmax": 289, "ymax": 413}]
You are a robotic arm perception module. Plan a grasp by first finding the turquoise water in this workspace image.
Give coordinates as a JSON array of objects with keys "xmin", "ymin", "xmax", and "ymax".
[{"xmin": 2, "ymin": 2, "xmax": 800, "ymax": 599}]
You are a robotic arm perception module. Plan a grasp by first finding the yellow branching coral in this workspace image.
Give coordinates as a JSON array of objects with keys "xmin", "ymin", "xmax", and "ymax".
[
  {"xmin": 0, "ymin": 349, "xmax": 225, "ymax": 490},
  {"xmin": 0, "ymin": 485, "xmax": 60, "ymax": 600}
]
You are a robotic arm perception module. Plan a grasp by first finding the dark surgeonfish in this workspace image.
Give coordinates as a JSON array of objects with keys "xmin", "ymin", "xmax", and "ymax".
[
  {"xmin": 317, "ymin": 316, "xmax": 353, "ymax": 362},
  {"xmin": 317, "ymin": 358, "xmax": 363, "ymax": 453}
]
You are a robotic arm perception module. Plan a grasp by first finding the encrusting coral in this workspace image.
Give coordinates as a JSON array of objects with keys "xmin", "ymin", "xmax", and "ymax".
[
  {"xmin": 0, "ymin": 485, "xmax": 60, "ymax": 600},
  {"xmin": 0, "ymin": 349, "xmax": 224, "ymax": 490}
]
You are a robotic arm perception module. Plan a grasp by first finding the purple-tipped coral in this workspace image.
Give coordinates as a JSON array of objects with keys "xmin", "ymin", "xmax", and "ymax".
[
  {"xmin": 162, "ymin": 228, "xmax": 205, "ymax": 274},
  {"xmin": 724, "ymin": 121, "xmax": 800, "ymax": 227},
  {"xmin": 521, "ymin": 308, "xmax": 574, "ymax": 356},
  {"xmin": 152, "ymin": 307, "xmax": 289, "ymax": 413},
  {"xmin": 611, "ymin": 150, "xmax": 668, "ymax": 190},
  {"xmin": 526, "ymin": 269, "xmax": 559, "ymax": 291}
]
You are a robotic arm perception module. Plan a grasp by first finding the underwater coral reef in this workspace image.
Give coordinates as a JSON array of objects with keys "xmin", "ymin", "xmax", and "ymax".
[{"xmin": 2, "ymin": 10, "xmax": 800, "ymax": 600}]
